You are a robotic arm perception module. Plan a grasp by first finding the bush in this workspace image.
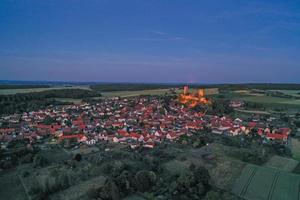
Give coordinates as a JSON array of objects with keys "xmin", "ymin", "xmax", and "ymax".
[
  {"xmin": 134, "ymin": 170, "xmax": 157, "ymax": 192},
  {"xmin": 33, "ymin": 154, "xmax": 49, "ymax": 167}
]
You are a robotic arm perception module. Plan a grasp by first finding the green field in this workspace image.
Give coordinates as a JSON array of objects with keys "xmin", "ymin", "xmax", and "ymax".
[
  {"xmin": 264, "ymin": 155, "xmax": 299, "ymax": 172},
  {"xmin": 99, "ymin": 88, "xmax": 181, "ymax": 98},
  {"xmin": 0, "ymin": 173, "xmax": 28, "ymax": 200},
  {"xmin": 53, "ymin": 98, "xmax": 83, "ymax": 104},
  {"xmin": 50, "ymin": 176, "xmax": 106, "ymax": 200},
  {"xmin": 232, "ymin": 164, "xmax": 300, "ymax": 200},
  {"xmin": 235, "ymin": 109, "xmax": 270, "ymax": 115},
  {"xmin": 241, "ymin": 95, "xmax": 300, "ymax": 105},
  {"xmin": 291, "ymin": 138, "xmax": 300, "ymax": 161},
  {"xmin": 0, "ymin": 86, "xmax": 91, "ymax": 95},
  {"xmin": 270, "ymin": 90, "xmax": 300, "ymax": 97}
]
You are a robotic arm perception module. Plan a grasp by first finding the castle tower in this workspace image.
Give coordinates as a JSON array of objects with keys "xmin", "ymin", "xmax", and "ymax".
[
  {"xmin": 183, "ymin": 85, "xmax": 189, "ymax": 95},
  {"xmin": 198, "ymin": 89, "xmax": 205, "ymax": 97}
]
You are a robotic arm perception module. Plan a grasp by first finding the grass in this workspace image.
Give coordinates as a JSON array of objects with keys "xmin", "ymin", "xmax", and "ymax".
[
  {"xmin": 99, "ymin": 88, "xmax": 212, "ymax": 98},
  {"xmin": 54, "ymin": 98, "xmax": 83, "ymax": 104},
  {"xmin": 291, "ymin": 138, "xmax": 300, "ymax": 161},
  {"xmin": 264, "ymin": 155, "xmax": 299, "ymax": 172},
  {"xmin": 0, "ymin": 173, "xmax": 28, "ymax": 200},
  {"xmin": 235, "ymin": 109, "xmax": 270, "ymax": 115},
  {"xmin": 50, "ymin": 176, "xmax": 106, "ymax": 200},
  {"xmin": 232, "ymin": 164, "xmax": 300, "ymax": 200},
  {"xmin": 38, "ymin": 148, "xmax": 71, "ymax": 163},
  {"xmin": 99, "ymin": 88, "xmax": 181, "ymax": 98},
  {"xmin": 235, "ymin": 89, "xmax": 300, "ymax": 107},
  {"xmin": 163, "ymin": 160, "xmax": 189, "ymax": 176},
  {"xmin": 0, "ymin": 86, "xmax": 91, "ymax": 95},
  {"xmin": 229, "ymin": 91, "xmax": 300, "ymax": 109},
  {"xmin": 270, "ymin": 90, "xmax": 300, "ymax": 97}
]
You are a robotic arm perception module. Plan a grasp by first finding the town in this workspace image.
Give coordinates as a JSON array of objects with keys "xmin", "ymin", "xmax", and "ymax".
[
  {"xmin": 1, "ymin": 0, "xmax": 300, "ymax": 199},
  {"xmin": 0, "ymin": 85, "xmax": 299, "ymax": 200},
  {"xmin": 0, "ymin": 87, "xmax": 291, "ymax": 152}
]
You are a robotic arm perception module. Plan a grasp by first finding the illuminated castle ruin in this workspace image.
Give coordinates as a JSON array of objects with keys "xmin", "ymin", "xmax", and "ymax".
[{"xmin": 179, "ymin": 86, "xmax": 218, "ymax": 108}]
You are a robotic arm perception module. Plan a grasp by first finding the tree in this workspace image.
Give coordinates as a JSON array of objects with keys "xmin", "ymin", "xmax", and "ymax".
[
  {"xmin": 74, "ymin": 153, "xmax": 82, "ymax": 162},
  {"xmin": 43, "ymin": 116, "xmax": 56, "ymax": 125},
  {"xmin": 134, "ymin": 170, "xmax": 157, "ymax": 192},
  {"xmin": 295, "ymin": 120, "xmax": 300, "ymax": 128},
  {"xmin": 33, "ymin": 154, "xmax": 48, "ymax": 167},
  {"xmin": 211, "ymin": 99, "xmax": 233, "ymax": 115}
]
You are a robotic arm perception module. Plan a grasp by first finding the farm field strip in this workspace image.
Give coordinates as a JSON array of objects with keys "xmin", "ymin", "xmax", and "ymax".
[
  {"xmin": 291, "ymin": 138, "xmax": 300, "ymax": 161},
  {"xmin": 238, "ymin": 95, "xmax": 300, "ymax": 108},
  {"xmin": 264, "ymin": 155, "xmax": 299, "ymax": 172},
  {"xmin": 0, "ymin": 86, "xmax": 91, "ymax": 95},
  {"xmin": 270, "ymin": 90, "xmax": 300, "ymax": 97},
  {"xmin": 232, "ymin": 164, "xmax": 300, "ymax": 200},
  {"xmin": 99, "ymin": 88, "xmax": 181, "ymax": 97},
  {"xmin": 235, "ymin": 109, "xmax": 270, "ymax": 115}
]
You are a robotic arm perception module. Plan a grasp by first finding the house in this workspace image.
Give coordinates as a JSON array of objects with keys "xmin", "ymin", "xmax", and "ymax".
[
  {"xmin": 86, "ymin": 139, "xmax": 96, "ymax": 145},
  {"xmin": 112, "ymin": 137, "xmax": 119, "ymax": 143},
  {"xmin": 266, "ymin": 133, "xmax": 288, "ymax": 143},
  {"xmin": 117, "ymin": 130, "xmax": 129, "ymax": 137},
  {"xmin": 277, "ymin": 128, "xmax": 291, "ymax": 135},
  {"xmin": 143, "ymin": 142, "xmax": 155, "ymax": 148},
  {"xmin": 130, "ymin": 132, "xmax": 141, "ymax": 140},
  {"xmin": 112, "ymin": 122, "xmax": 123, "ymax": 128},
  {"xmin": 60, "ymin": 134, "xmax": 85, "ymax": 142},
  {"xmin": 166, "ymin": 132, "xmax": 178, "ymax": 140},
  {"xmin": 229, "ymin": 100, "xmax": 244, "ymax": 108}
]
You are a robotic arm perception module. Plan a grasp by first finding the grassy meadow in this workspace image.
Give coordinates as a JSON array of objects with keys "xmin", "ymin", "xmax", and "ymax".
[
  {"xmin": 232, "ymin": 90, "xmax": 300, "ymax": 109},
  {"xmin": 0, "ymin": 86, "xmax": 91, "ymax": 95},
  {"xmin": 100, "ymin": 88, "xmax": 180, "ymax": 98}
]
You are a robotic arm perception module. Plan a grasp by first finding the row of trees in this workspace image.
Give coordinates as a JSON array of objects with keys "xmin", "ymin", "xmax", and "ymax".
[
  {"xmin": 90, "ymin": 83, "xmax": 180, "ymax": 92},
  {"xmin": 0, "ymin": 84, "xmax": 50, "ymax": 89},
  {"xmin": 0, "ymin": 89, "xmax": 101, "ymax": 115}
]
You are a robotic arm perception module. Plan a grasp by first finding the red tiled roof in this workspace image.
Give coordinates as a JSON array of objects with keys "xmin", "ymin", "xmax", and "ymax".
[
  {"xmin": 266, "ymin": 133, "xmax": 288, "ymax": 140},
  {"xmin": 37, "ymin": 124, "xmax": 51, "ymax": 129},
  {"xmin": 278, "ymin": 128, "xmax": 291, "ymax": 135},
  {"xmin": 130, "ymin": 132, "xmax": 140, "ymax": 139},
  {"xmin": 60, "ymin": 134, "xmax": 84, "ymax": 140},
  {"xmin": 258, "ymin": 128, "xmax": 263, "ymax": 136},
  {"xmin": 248, "ymin": 122, "xmax": 257, "ymax": 128},
  {"xmin": 0, "ymin": 128, "xmax": 15, "ymax": 133},
  {"xmin": 117, "ymin": 130, "xmax": 129, "ymax": 137}
]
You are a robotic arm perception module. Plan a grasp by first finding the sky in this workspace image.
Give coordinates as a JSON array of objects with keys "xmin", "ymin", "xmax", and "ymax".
[{"xmin": 0, "ymin": 0, "xmax": 300, "ymax": 83}]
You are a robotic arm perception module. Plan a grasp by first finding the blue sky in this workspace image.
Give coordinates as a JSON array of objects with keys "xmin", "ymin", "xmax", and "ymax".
[{"xmin": 0, "ymin": 0, "xmax": 300, "ymax": 83}]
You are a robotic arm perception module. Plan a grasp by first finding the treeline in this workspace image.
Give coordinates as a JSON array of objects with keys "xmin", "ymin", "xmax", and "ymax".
[
  {"xmin": 0, "ymin": 89, "xmax": 101, "ymax": 115},
  {"xmin": 199, "ymin": 83, "xmax": 300, "ymax": 91},
  {"xmin": 90, "ymin": 83, "xmax": 300, "ymax": 92},
  {"xmin": 0, "ymin": 84, "xmax": 50, "ymax": 89},
  {"xmin": 90, "ymin": 83, "xmax": 181, "ymax": 92},
  {"xmin": 0, "ymin": 97, "xmax": 64, "ymax": 115}
]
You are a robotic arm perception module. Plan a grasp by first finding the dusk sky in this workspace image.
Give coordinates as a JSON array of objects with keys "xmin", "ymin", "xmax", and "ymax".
[{"xmin": 0, "ymin": 0, "xmax": 300, "ymax": 83}]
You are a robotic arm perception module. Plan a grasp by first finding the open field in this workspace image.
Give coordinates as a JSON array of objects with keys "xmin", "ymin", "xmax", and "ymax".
[
  {"xmin": 264, "ymin": 155, "xmax": 299, "ymax": 172},
  {"xmin": 291, "ymin": 138, "xmax": 300, "ymax": 161},
  {"xmin": 38, "ymin": 148, "xmax": 71, "ymax": 163},
  {"xmin": 50, "ymin": 176, "xmax": 106, "ymax": 200},
  {"xmin": 232, "ymin": 164, "xmax": 300, "ymax": 200},
  {"xmin": 99, "ymin": 88, "xmax": 212, "ymax": 98},
  {"xmin": 231, "ymin": 89, "xmax": 300, "ymax": 108},
  {"xmin": 235, "ymin": 109, "xmax": 270, "ymax": 115},
  {"xmin": 53, "ymin": 98, "xmax": 83, "ymax": 104},
  {"xmin": 270, "ymin": 90, "xmax": 300, "ymax": 97},
  {"xmin": 240, "ymin": 95, "xmax": 300, "ymax": 105},
  {"xmin": 99, "ymin": 88, "xmax": 182, "ymax": 98},
  {"xmin": 234, "ymin": 90, "xmax": 265, "ymax": 96},
  {"xmin": 0, "ymin": 86, "xmax": 91, "ymax": 95},
  {"xmin": 0, "ymin": 173, "xmax": 28, "ymax": 200}
]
